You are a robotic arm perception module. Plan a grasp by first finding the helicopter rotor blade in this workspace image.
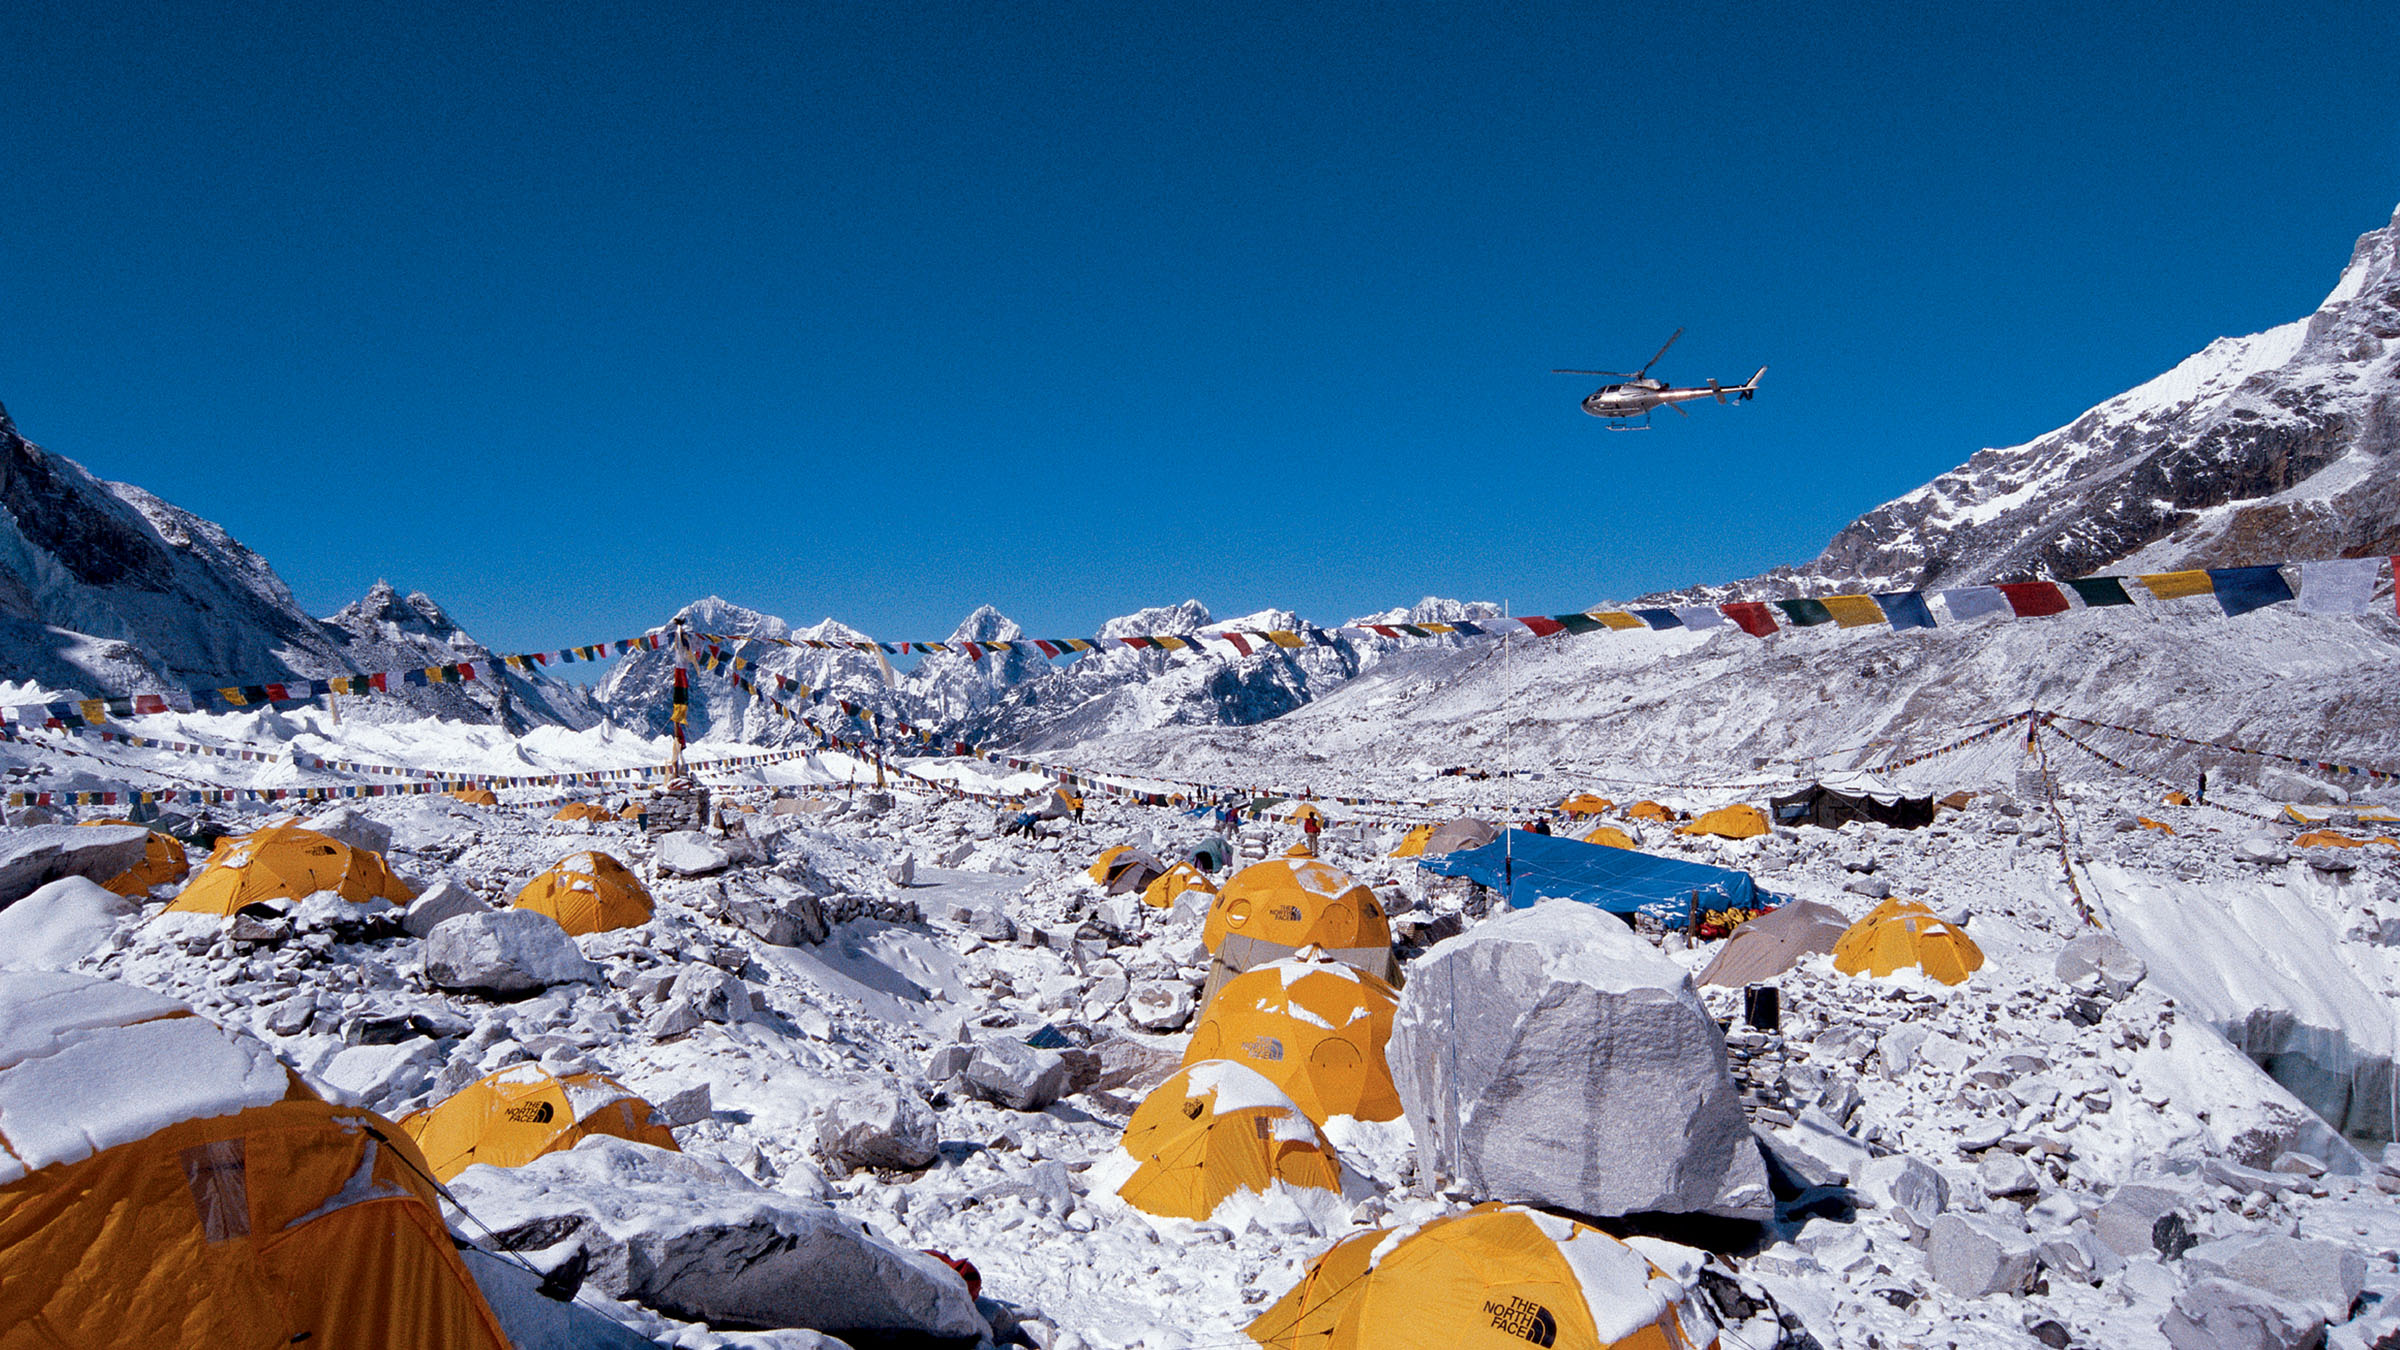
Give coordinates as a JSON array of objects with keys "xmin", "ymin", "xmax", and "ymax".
[
  {"xmin": 1553, "ymin": 369, "xmax": 1634, "ymax": 377},
  {"xmin": 1666, "ymin": 398, "xmax": 1689, "ymax": 417},
  {"xmin": 1636, "ymin": 327, "xmax": 1684, "ymax": 378}
]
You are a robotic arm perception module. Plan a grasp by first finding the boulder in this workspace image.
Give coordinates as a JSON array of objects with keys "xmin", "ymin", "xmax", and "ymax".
[
  {"xmin": 447, "ymin": 1137, "xmax": 982, "ymax": 1342},
  {"xmin": 1979, "ymin": 1151, "xmax": 2041, "ymax": 1198},
  {"xmin": 0, "ymin": 876, "xmax": 137, "ymax": 970},
  {"xmin": 424, "ymin": 910, "xmax": 600, "ymax": 996},
  {"xmin": 2093, "ymin": 1181, "xmax": 2196, "ymax": 1259},
  {"xmin": 2161, "ymin": 1277, "xmax": 2327, "ymax": 1350},
  {"xmin": 1125, "ymin": 979, "xmax": 1194, "ymax": 1031},
  {"xmin": 300, "ymin": 806, "xmax": 393, "ymax": 857},
  {"xmin": 931, "ymin": 1035, "xmax": 1069, "ymax": 1111},
  {"xmin": 657, "ymin": 831, "xmax": 732, "ymax": 877},
  {"xmin": 648, "ymin": 965, "xmax": 752, "ymax": 1039},
  {"xmin": 654, "ymin": 1082, "xmax": 713, "ymax": 1127},
  {"xmin": 0, "ymin": 825, "xmax": 150, "ymax": 908},
  {"xmin": 1854, "ymin": 1154, "xmax": 1949, "ymax": 1236},
  {"xmin": 726, "ymin": 891, "xmax": 829, "ymax": 947},
  {"xmin": 2182, "ymin": 1234, "xmax": 2365, "ymax": 1321},
  {"xmin": 815, "ymin": 1081, "xmax": 941, "ymax": 1172},
  {"xmin": 401, "ymin": 879, "xmax": 489, "ymax": 938},
  {"xmin": 458, "ymin": 1247, "xmax": 661, "ymax": 1350},
  {"xmin": 2235, "ymin": 837, "xmax": 2289, "ymax": 866},
  {"xmin": 1926, "ymin": 1211, "xmax": 2039, "ymax": 1297},
  {"xmin": 1387, "ymin": 899, "xmax": 1769, "ymax": 1219},
  {"xmin": 2054, "ymin": 933, "xmax": 2147, "ymax": 998},
  {"xmin": 885, "ymin": 854, "xmax": 916, "ymax": 887}
]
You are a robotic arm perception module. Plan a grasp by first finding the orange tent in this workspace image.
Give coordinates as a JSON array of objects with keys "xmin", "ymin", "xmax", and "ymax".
[
  {"xmin": 448, "ymin": 787, "xmax": 500, "ymax": 807},
  {"xmin": 1833, "ymin": 899, "xmax": 1983, "ymax": 985},
  {"xmin": 0, "ymin": 972, "xmax": 509, "ymax": 1349},
  {"xmin": 1676, "ymin": 805, "xmax": 1769, "ymax": 839},
  {"xmin": 165, "ymin": 824, "xmax": 414, "ymax": 916},
  {"xmin": 1202, "ymin": 859, "xmax": 1389, "ymax": 958},
  {"xmin": 552, "ymin": 801, "xmax": 614, "ymax": 823},
  {"xmin": 2136, "ymin": 817, "xmax": 2176, "ymax": 835},
  {"xmin": 1248, "ymin": 1202, "xmax": 1717, "ymax": 1350},
  {"xmin": 1625, "ymin": 801, "xmax": 1675, "ymax": 822},
  {"xmin": 397, "ymin": 1064, "xmax": 678, "ymax": 1182},
  {"xmin": 1184, "ymin": 954, "xmax": 1401, "ymax": 1124},
  {"xmin": 1557, "ymin": 793, "xmax": 1613, "ymax": 817},
  {"xmin": 1113, "ymin": 1060, "xmax": 1343, "ymax": 1220},
  {"xmin": 513, "ymin": 851, "xmax": 654, "ymax": 935},
  {"xmin": 81, "ymin": 820, "xmax": 189, "ymax": 895},
  {"xmin": 1582, "ymin": 824, "xmax": 1636, "ymax": 850}
]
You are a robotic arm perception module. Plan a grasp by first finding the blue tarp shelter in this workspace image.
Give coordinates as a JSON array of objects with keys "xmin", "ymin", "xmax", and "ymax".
[{"xmin": 1417, "ymin": 829, "xmax": 1779, "ymax": 923}]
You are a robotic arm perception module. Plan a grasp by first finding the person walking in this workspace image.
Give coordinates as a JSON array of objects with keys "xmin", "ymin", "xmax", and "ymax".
[{"xmin": 1301, "ymin": 809, "xmax": 1322, "ymax": 856}]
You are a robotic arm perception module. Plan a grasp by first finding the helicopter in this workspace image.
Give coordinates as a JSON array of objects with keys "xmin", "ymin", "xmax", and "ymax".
[{"xmin": 1555, "ymin": 328, "xmax": 1765, "ymax": 429}]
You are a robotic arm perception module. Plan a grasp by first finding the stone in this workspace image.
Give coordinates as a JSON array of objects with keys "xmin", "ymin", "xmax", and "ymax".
[
  {"xmin": 2093, "ymin": 1181, "xmax": 2195, "ymax": 1259},
  {"xmin": 726, "ymin": 892, "xmax": 829, "ymax": 947},
  {"xmin": 2161, "ymin": 1277, "xmax": 2327, "ymax": 1350},
  {"xmin": 320, "ymin": 1037, "xmax": 442, "ymax": 1111},
  {"xmin": 1125, "ymin": 979, "xmax": 1194, "ymax": 1031},
  {"xmin": 1774, "ymin": 1107, "xmax": 1873, "ymax": 1186},
  {"xmin": 1387, "ymin": 899, "xmax": 1769, "ymax": 1220},
  {"xmin": 657, "ymin": 831, "xmax": 733, "ymax": 877},
  {"xmin": 2181, "ymin": 1234, "xmax": 2366, "ymax": 1320},
  {"xmin": 967, "ymin": 908, "xmax": 1016, "ymax": 944},
  {"xmin": 1878, "ymin": 1025, "xmax": 1927, "ymax": 1078},
  {"xmin": 0, "ymin": 825, "xmax": 150, "ymax": 908},
  {"xmin": 2268, "ymin": 1151, "xmax": 2327, "ymax": 1178},
  {"xmin": 1980, "ymin": 1151, "xmax": 2041, "ymax": 1198},
  {"xmin": 2055, "ymin": 933, "xmax": 2147, "ymax": 998},
  {"xmin": 1854, "ymin": 1153, "xmax": 1950, "ymax": 1234},
  {"xmin": 648, "ymin": 965, "xmax": 752, "ymax": 1039},
  {"xmin": 1926, "ymin": 1211, "xmax": 2039, "ymax": 1297},
  {"xmin": 458, "ymin": 1247, "xmax": 661, "ymax": 1350},
  {"xmin": 2037, "ymin": 1226, "xmax": 2116, "ymax": 1286},
  {"xmin": 0, "ymin": 876, "xmax": 136, "ymax": 970},
  {"xmin": 937, "ymin": 1034, "xmax": 1070, "ymax": 1112},
  {"xmin": 939, "ymin": 842, "xmax": 975, "ymax": 868},
  {"xmin": 300, "ymin": 806, "xmax": 393, "ymax": 857},
  {"xmin": 654, "ymin": 1082, "xmax": 713, "ymax": 1127},
  {"xmin": 886, "ymin": 854, "xmax": 916, "ymax": 887},
  {"xmin": 2235, "ymin": 837, "xmax": 2289, "ymax": 866},
  {"xmin": 815, "ymin": 1081, "xmax": 941, "ymax": 1172},
  {"xmin": 448, "ymin": 1137, "xmax": 982, "ymax": 1342},
  {"xmin": 400, "ymin": 879, "xmax": 489, "ymax": 938},
  {"xmin": 1843, "ymin": 877, "xmax": 1893, "ymax": 900},
  {"xmin": 424, "ymin": 910, "xmax": 600, "ymax": 996}
]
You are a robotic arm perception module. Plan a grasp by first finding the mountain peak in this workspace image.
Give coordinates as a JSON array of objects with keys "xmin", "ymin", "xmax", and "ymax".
[{"xmin": 947, "ymin": 605, "xmax": 1023, "ymax": 645}]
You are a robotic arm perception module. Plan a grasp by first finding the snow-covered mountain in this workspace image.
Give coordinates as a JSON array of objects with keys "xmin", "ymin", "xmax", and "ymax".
[
  {"xmin": 0, "ymin": 403, "xmax": 596, "ymax": 728},
  {"xmin": 1767, "ymin": 203, "xmax": 2399, "ymax": 596},
  {"xmin": 595, "ymin": 597, "xmax": 925, "ymax": 747}
]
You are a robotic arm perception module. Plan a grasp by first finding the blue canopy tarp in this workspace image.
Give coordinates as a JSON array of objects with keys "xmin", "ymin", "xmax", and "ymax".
[{"xmin": 1418, "ymin": 829, "xmax": 1778, "ymax": 922}]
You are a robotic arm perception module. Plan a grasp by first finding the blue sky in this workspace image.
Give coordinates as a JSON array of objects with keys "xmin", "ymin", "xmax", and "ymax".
[{"xmin": 4, "ymin": 2, "xmax": 2395, "ymax": 651}]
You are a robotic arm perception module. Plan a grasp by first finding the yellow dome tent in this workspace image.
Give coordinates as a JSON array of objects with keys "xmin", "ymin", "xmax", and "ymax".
[
  {"xmin": 1248, "ymin": 1201, "xmax": 1718, "ymax": 1350},
  {"xmin": 448, "ymin": 786, "xmax": 500, "ymax": 806},
  {"xmin": 552, "ymin": 801, "xmax": 614, "ymax": 823},
  {"xmin": 1582, "ymin": 824, "xmax": 1637, "ymax": 850},
  {"xmin": 1143, "ymin": 861, "xmax": 1218, "ymax": 910},
  {"xmin": 513, "ymin": 851, "xmax": 654, "ymax": 935},
  {"xmin": 0, "ymin": 972, "xmax": 510, "ymax": 1350},
  {"xmin": 1087, "ymin": 843, "xmax": 1134, "ymax": 885},
  {"xmin": 1624, "ymin": 800, "xmax": 1676, "ymax": 823},
  {"xmin": 396, "ymin": 1063, "xmax": 679, "ymax": 1182},
  {"xmin": 1388, "ymin": 824, "xmax": 1436, "ymax": 858},
  {"xmin": 1676, "ymin": 804, "xmax": 1769, "ymax": 840},
  {"xmin": 1112, "ymin": 1060, "xmax": 1344, "ymax": 1221},
  {"xmin": 81, "ymin": 819, "xmax": 189, "ymax": 895},
  {"xmin": 1185, "ymin": 954, "xmax": 1402, "ymax": 1124},
  {"xmin": 619, "ymin": 800, "xmax": 649, "ymax": 820},
  {"xmin": 1557, "ymin": 793, "xmax": 1613, "ymax": 817},
  {"xmin": 1833, "ymin": 899, "xmax": 1983, "ymax": 986},
  {"xmin": 165, "ymin": 823, "xmax": 415, "ymax": 916},
  {"xmin": 1203, "ymin": 859, "xmax": 1387, "ymax": 955},
  {"xmin": 1284, "ymin": 802, "xmax": 1327, "ymax": 825}
]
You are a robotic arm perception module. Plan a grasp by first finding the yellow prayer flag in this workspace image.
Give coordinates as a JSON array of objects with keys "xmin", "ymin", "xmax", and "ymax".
[
  {"xmin": 1819, "ymin": 595, "xmax": 1887, "ymax": 627},
  {"xmin": 1592, "ymin": 611, "xmax": 1645, "ymax": 631},
  {"xmin": 1265, "ymin": 631, "xmax": 1307, "ymax": 649},
  {"xmin": 2139, "ymin": 570, "xmax": 2215, "ymax": 600},
  {"xmin": 1154, "ymin": 635, "xmax": 1188, "ymax": 651}
]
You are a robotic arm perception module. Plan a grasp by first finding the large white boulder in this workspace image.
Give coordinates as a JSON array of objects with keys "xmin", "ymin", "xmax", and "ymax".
[
  {"xmin": 1926, "ymin": 1212, "xmax": 2039, "ymax": 1297},
  {"xmin": 446, "ymin": 1136, "xmax": 983, "ymax": 1342},
  {"xmin": 814, "ymin": 1079, "xmax": 941, "ymax": 1172},
  {"xmin": 657, "ymin": 831, "xmax": 732, "ymax": 877},
  {"xmin": 0, "ymin": 877, "xmax": 137, "ymax": 970},
  {"xmin": 2161, "ymin": 1277, "xmax": 2327, "ymax": 1350},
  {"xmin": 1388, "ymin": 900, "xmax": 1769, "ymax": 1219},
  {"xmin": 300, "ymin": 806, "xmax": 393, "ymax": 857},
  {"xmin": 2182, "ymin": 1233, "xmax": 2366, "ymax": 1321},
  {"xmin": 0, "ymin": 825, "xmax": 150, "ymax": 908},
  {"xmin": 928, "ymin": 1034, "xmax": 1070, "ymax": 1112},
  {"xmin": 424, "ymin": 909, "xmax": 600, "ymax": 995},
  {"xmin": 400, "ymin": 879, "xmax": 489, "ymax": 938}
]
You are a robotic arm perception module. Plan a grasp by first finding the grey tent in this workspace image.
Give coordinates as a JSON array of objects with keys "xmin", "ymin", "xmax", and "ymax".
[
  {"xmin": 1101, "ymin": 850, "xmax": 1170, "ymax": 895},
  {"xmin": 1696, "ymin": 899, "xmax": 1850, "ymax": 986},
  {"xmin": 1770, "ymin": 784, "xmax": 1937, "ymax": 830},
  {"xmin": 1422, "ymin": 816, "xmax": 1500, "ymax": 856}
]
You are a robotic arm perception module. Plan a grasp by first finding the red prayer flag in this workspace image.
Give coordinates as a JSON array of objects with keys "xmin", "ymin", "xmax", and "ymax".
[
  {"xmin": 1221, "ymin": 632, "xmax": 1253, "ymax": 656},
  {"xmin": 1719, "ymin": 602, "xmax": 1778, "ymax": 637},
  {"xmin": 1994, "ymin": 582, "xmax": 2070, "ymax": 618},
  {"xmin": 1515, "ymin": 616, "xmax": 1566, "ymax": 637}
]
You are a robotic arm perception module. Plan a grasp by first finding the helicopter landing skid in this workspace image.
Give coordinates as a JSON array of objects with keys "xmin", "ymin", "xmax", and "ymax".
[{"xmin": 1600, "ymin": 416, "xmax": 1653, "ymax": 431}]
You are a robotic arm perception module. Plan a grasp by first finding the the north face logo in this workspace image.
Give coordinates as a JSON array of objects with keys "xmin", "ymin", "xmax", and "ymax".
[
  {"xmin": 504, "ymin": 1101, "xmax": 556, "ymax": 1124},
  {"xmin": 1485, "ymin": 1297, "xmax": 1556, "ymax": 1347},
  {"xmin": 1241, "ymin": 1035, "xmax": 1286, "ymax": 1062},
  {"xmin": 1270, "ymin": 905, "xmax": 1302, "ymax": 922}
]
